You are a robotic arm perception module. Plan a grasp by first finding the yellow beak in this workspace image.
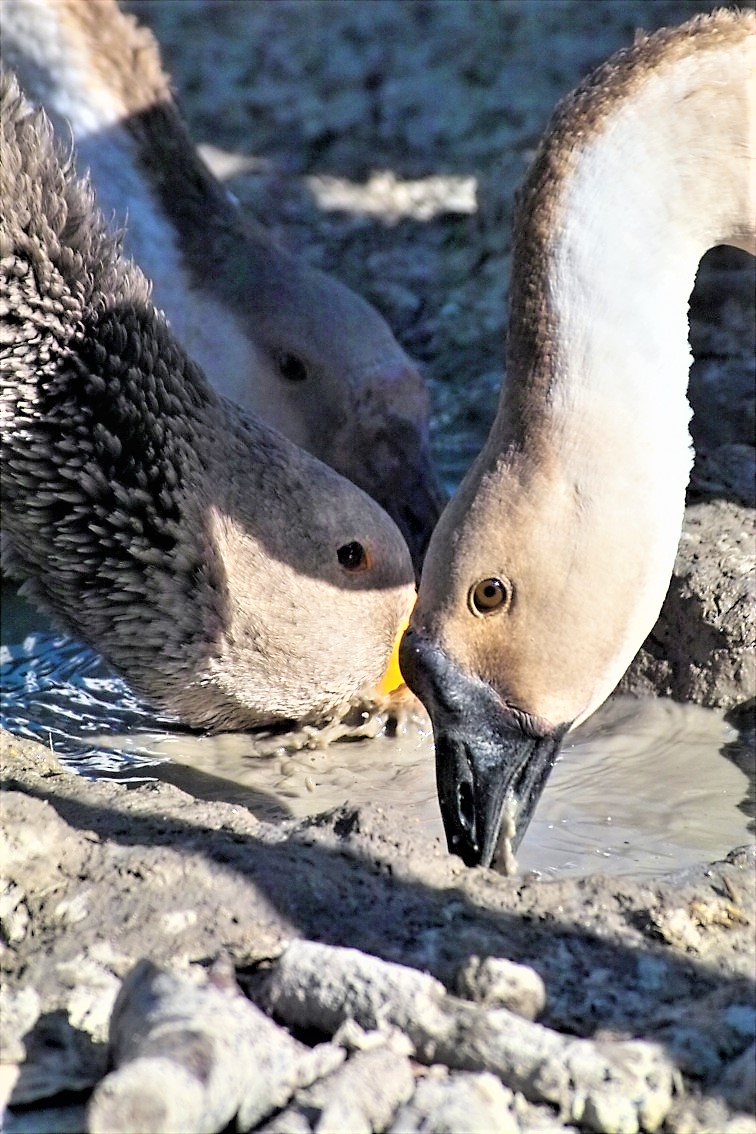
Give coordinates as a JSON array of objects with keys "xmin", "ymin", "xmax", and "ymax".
[{"xmin": 374, "ymin": 611, "xmax": 411, "ymax": 697}]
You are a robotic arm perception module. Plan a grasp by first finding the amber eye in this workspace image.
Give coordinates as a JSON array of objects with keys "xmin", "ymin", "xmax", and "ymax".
[
  {"xmin": 469, "ymin": 577, "xmax": 510, "ymax": 616},
  {"xmin": 337, "ymin": 541, "xmax": 369, "ymax": 572},
  {"xmin": 278, "ymin": 353, "xmax": 309, "ymax": 382}
]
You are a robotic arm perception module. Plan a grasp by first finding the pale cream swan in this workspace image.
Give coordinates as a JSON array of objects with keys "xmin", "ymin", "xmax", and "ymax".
[
  {"xmin": 0, "ymin": 71, "xmax": 415, "ymax": 731},
  {"xmin": 0, "ymin": 0, "xmax": 443, "ymax": 569},
  {"xmin": 400, "ymin": 10, "xmax": 756, "ymax": 866}
]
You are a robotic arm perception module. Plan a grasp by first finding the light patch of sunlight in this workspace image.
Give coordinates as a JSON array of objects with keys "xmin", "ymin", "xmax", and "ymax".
[{"xmin": 307, "ymin": 170, "xmax": 477, "ymax": 222}]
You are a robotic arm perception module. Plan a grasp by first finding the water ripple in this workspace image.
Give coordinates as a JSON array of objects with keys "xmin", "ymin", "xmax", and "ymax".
[{"xmin": 1, "ymin": 633, "xmax": 178, "ymax": 774}]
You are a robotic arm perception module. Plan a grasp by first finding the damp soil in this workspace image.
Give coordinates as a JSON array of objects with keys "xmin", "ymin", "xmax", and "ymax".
[{"xmin": 3, "ymin": 730, "xmax": 756, "ymax": 1133}]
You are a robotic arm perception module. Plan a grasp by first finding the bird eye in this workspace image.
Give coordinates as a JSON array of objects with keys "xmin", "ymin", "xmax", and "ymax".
[
  {"xmin": 337, "ymin": 541, "xmax": 370, "ymax": 572},
  {"xmin": 469, "ymin": 577, "xmax": 510, "ymax": 616},
  {"xmin": 277, "ymin": 353, "xmax": 309, "ymax": 382}
]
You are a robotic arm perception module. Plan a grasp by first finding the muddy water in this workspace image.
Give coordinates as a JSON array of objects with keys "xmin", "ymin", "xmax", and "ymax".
[
  {"xmin": 2, "ymin": 585, "xmax": 751, "ymax": 878},
  {"xmin": 98, "ymin": 697, "xmax": 752, "ymax": 879}
]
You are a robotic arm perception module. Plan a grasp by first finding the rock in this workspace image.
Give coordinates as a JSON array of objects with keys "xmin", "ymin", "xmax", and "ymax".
[
  {"xmin": 389, "ymin": 1069, "xmax": 519, "ymax": 1134},
  {"xmin": 88, "ymin": 960, "xmax": 344, "ymax": 1134},
  {"xmin": 256, "ymin": 940, "xmax": 675, "ymax": 1132},
  {"xmin": 291, "ymin": 1047, "xmax": 414, "ymax": 1134},
  {"xmin": 0, "ymin": 987, "xmax": 40, "ymax": 1066},
  {"xmin": 718, "ymin": 1042, "xmax": 756, "ymax": 1115},
  {"xmin": 619, "ymin": 501, "xmax": 755, "ymax": 710},
  {"xmin": 4, "ymin": 1011, "xmax": 105, "ymax": 1108},
  {"xmin": 2, "ymin": 734, "xmax": 755, "ymax": 1131},
  {"xmin": 455, "ymin": 954, "xmax": 546, "ymax": 1020}
]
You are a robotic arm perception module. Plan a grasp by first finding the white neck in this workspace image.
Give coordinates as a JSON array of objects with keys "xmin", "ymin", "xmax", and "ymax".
[
  {"xmin": 547, "ymin": 46, "xmax": 751, "ymax": 453},
  {"xmin": 511, "ymin": 20, "xmax": 754, "ymax": 721}
]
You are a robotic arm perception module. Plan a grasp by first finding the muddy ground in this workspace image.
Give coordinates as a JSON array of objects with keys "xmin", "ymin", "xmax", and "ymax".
[
  {"xmin": 2, "ymin": 729, "xmax": 755, "ymax": 1133},
  {"xmin": 2, "ymin": 0, "xmax": 755, "ymax": 1131}
]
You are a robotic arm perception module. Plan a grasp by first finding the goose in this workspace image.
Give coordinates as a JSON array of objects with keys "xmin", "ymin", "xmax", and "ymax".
[
  {"xmin": 399, "ymin": 10, "xmax": 756, "ymax": 867},
  {"xmin": 0, "ymin": 0, "xmax": 443, "ymax": 571},
  {"xmin": 0, "ymin": 71, "xmax": 416, "ymax": 732}
]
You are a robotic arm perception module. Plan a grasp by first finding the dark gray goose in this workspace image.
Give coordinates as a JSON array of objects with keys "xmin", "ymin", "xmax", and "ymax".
[{"xmin": 0, "ymin": 71, "xmax": 416, "ymax": 732}]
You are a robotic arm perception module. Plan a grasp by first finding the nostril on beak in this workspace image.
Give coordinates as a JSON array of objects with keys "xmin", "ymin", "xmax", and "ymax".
[{"xmin": 457, "ymin": 778, "xmax": 475, "ymax": 839}]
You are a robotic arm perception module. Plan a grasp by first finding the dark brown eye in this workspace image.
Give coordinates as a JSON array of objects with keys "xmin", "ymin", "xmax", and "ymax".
[
  {"xmin": 469, "ymin": 577, "xmax": 510, "ymax": 616},
  {"xmin": 278, "ymin": 353, "xmax": 309, "ymax": 382},
  {"xmin": 337, "ymin": 541, "xmax": 369, "ymax": 572}
]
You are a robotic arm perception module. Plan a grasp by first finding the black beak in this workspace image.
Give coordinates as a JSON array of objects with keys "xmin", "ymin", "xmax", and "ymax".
[{"xmin": 400, "ymin": 627, "xmax": 568, "ymax": 868}]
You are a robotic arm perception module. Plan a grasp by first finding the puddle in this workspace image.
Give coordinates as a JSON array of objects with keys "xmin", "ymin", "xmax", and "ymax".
[
  {"xmin": 2, "ymin": 586, "xmax": 751, "ymax": 879},
  {"xmin": 88, "ymin": 693, "xmax": 753, "ymax": 879}
]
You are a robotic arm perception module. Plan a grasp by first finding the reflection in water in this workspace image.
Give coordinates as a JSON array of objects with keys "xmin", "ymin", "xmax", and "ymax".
[
  {"xmin": 1, "ymin": 631, "xmax": 180, "ymax": 775},
  {"xmin": 2, "ymin": 623, "xmax": 750, "ymax": 877}
]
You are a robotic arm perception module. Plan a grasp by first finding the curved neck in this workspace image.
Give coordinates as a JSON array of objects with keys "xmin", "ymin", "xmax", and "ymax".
[{"xmin": 500, "ymin": 17, "xmax": 754, "ymax": 463}]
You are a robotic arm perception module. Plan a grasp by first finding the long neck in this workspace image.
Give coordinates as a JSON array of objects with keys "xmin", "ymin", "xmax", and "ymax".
[
  {"xmin": 0, "ymin": 0, "xmax": 418, "ymax": 435},
  {"xmin": 502, "ymin": 15, "xmax": 755, "ymax": 473}
]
